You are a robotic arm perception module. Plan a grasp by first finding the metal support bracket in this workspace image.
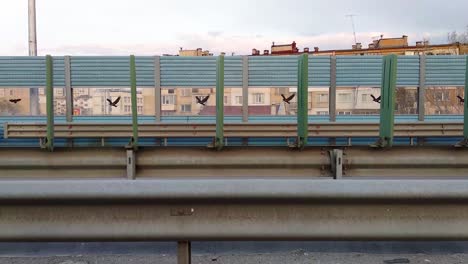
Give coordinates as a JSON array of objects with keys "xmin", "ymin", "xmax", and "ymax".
[
  {"xmin": 177, "ymin": 241, "xmax": 192, "ymax": 264},
  {"xmin": 126, "ymin": 149, "xmax": 136, "ymax": 180},
  {"xmin": 128, "ymin": 55, "xmax": 139, "ymax": 150},
  {"xmin": 329, "ymin": 149, "xmax": 343, "ymax": 179},
  {"xmin": 372, "ymin": 54, "xmax": 397, "ymax": 148},
  {"xmin": 290, "ymin": 54, "xmax": 309, "ymax": 149},
  {"xmin": 214, "ymin": 55, "xmax": 225, "ymax": 150},
  {"xmin": 456, "ymin": 56, "xmax": 468, "ymax": 147},
  {"xmin": 42, "ymin": 55, "xmax": 54, "ymax": 151}
]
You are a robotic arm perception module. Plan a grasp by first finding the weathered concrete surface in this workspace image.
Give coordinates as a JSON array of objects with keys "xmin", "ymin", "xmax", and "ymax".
[{"xmin": 0, "ymin": 252, "xmax": 468, "ymax": 264}]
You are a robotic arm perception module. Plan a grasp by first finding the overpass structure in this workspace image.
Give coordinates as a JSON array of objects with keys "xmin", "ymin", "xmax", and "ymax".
[{"xmin": 0, "ymin": 54, "xmax": 467, "ymax": 263}]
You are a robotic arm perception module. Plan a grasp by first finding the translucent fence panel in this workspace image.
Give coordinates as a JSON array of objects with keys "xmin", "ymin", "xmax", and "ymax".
[
  {"xmin": 248, "ymin": 87, "xmax": 296, "ymax": 116},
  {"xmin": 72, "ymin": 88, "xmax": 148, "ymax": 116},
  {"xmin": 161, "ymin": 87, "xmax": 215, "ymax": 116},
  {"xmin": 425, "ymin": 87, "xmax": 464, "ymax": 115},
  {"xmin": 336, "ymin": 87, "xmax": 381, "ymax": 115}
]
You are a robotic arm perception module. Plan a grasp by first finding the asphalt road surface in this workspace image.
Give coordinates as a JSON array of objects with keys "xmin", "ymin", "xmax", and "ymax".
[{"xmin": 1, "ymin": 242, "xmax": 468, "ymax": 264}]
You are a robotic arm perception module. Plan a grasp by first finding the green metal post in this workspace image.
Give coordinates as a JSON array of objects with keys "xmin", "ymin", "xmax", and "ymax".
[
  {"xmin": 215, "ymin": 55, "xmax": 225, "ymax": 150},
  {"xmin": 375, "ymin": 54, "xmax": 398, "ymax": 148},
  {"xmin": 130, "ymin": 55, "xmax": 139, "ymax": 149},
  {"xmin": 45, "ymin": 55, "xmax": 54, "ymax": 151},
  {"xmin": 296, "ymin": 54, "xmax": 309, "ymax": 149}
]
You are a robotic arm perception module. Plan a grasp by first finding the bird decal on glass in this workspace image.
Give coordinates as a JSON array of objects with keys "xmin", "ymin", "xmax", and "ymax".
[
  {"xmin": 196, "ymin": 95, "xmax": 210, "ymax": 106},
  {"xmin": 371, "ymin": 94, "xmax": 381, "ymax": 104},
  {"xmin": 281, "ymin": 93, "xmax": 296, "ymax": 104},
  {"xmin": 107, "ymin": 96, "xmax": 121, "ymax": 107},
  {"xmin": 9, "ymin": 99, "xmax": 21, "ymax": 104},
  {"xmin": 457, "ymin": 95, "xmax": 465, "ymax": 104}
]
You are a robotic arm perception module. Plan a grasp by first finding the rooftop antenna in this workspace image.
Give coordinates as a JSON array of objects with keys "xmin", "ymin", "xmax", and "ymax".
[{"xmin": 346, "ymin": 14, "xmax": 358, "ymax": 45}]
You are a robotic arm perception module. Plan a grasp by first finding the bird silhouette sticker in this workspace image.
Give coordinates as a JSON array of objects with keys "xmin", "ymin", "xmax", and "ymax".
[
  {"xmin": 371, "ymin": 94, "xmax": 381, "ymax": 104},
  {"xmin": 107, "ymin": 96, "xmax": 121, "ymax": 107},
  {"xmin": 281, "ymin": 94, "xmax": 296, "ymax": 104},
  {"xmin": 457, "ymin": 95, "xmax": 465, "ymax": 104},
  {"xmin": 196, "ymin": 95, "xmax": 210, "ymax": 106},
  {"xmin": 9, "ymin": 99, "xmax": 21, "ymax": 104}
]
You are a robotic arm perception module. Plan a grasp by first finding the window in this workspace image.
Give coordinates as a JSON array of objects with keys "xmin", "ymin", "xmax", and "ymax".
[
  {"xmin": 338, "ymin": 93, "xmax": 352, "ymax": 103},
  {"xmin": 235, "ymin": 96, "xmax": 243, "ymax": 105},
  {"xmin": 137, "ymin": 106, "xmax": 143, "ymax": 112},
  {"xmin": 181, "ymin": 89, "xmax": 191, "ymax": 97},
  {"xmin": 434, "ymin": 91, "xmax": 449, "ymax": 102},
  {"xmin": 181, "ymin": 104, "xmax": 192, "ymax": 112},
  {"xmin": 338, "ymin": 111, "xmax": 352, "ymax": 115},
  {"xmin": 124, "ymin": 97, "xmax": 130, "ymax": 103},
  {"xmin": 137, "ymin": 98, "xmax": 143, "ymax": 104},
  {"xmin": 361, "ymin": 94, "xmax": 371, "ymax": 102},
  {"xmin": 317, "ymin": 111, "xmax": 329, "ymax": 115},
  {"xmin": 168, "ymin": 89, "xmax": 175, "ymax": 94},
  {"xmin": 162, "ymin": 95, "xmax": 175, "ymax": 105},
  {"xmin": 318, "ymin": 93, "xmax": 328, "ymax": 103},
  {"xmin": 192, "ymin": 88, "xmax": 199, "ymax": 93},
  {"xmin": 9, "ymin": 90, "xmax": 13, "ymax": 96},
  {"xmin": 224, "ymin": 96, "xmax": 229, "ymax": 105},
  {"xmin": 124, "ymin": 105, "xmax": 131, "ymax": 112},
  {"xmin": 253, "ymin": 93, "xmax": 265, "ymax": 104}
]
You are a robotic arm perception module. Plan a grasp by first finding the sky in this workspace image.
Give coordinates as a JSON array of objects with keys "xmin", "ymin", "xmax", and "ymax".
[{"xmin": 0, "ymin": 0, "xmax": 467, "ymax": 56}]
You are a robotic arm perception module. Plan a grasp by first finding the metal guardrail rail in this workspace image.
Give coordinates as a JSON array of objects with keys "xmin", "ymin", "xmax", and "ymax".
[
  {"xmin": 2, "ymin": 179, "xmax": 468, "ymax": 242},
  {"xmin": 4, "ymin": 122, "xmax": 464, "ymax": 139}
]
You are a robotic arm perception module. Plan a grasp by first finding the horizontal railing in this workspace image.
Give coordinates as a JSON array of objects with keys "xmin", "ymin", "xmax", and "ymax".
[{"xmin": 4, "ymin": 122, "xmax": 463, "ymax": 138}]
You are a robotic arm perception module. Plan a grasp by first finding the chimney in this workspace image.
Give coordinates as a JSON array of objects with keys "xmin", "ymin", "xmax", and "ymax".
[
  {"xmin": 264, "ymin": 50, "xmax": 270, "ymax": 55},
  {"xmin": 252, "ymin": 49, "xmax": 258, "ymax": 55},
  {"xmin": 423, "ymin": 40, "xmax": 430, "ymax": 46},
  {"xmin": 352, "ymin": 44, "xmax": 357, "ymax": 50},
  {"xmin": 402, "ymin": 35, "xmax": 408, "ymax": 46},
  {"xmin": 369, "ymin": 43, "xmax": 375, "ymax": 49},
  {"xmin": 356, "ymin": 43, "xmax": 362, "ymax": 49},
  {"xmin": 304, "ymin": 47, "xmax": 310, "ymax": 53},
  {"xmin": 314, "ymin": 47, "xmax": 319, "ymax": 52},
  {"xmin": 416, "ymin": 41, "xmax": 423, "ymax": 47}
]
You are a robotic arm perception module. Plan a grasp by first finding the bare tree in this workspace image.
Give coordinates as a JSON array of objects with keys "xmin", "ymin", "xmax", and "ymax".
[
  {"xmin": 447, "ymin": 25, "xmax": 468, "ymax": 44},
  {"xmin": 425, "ymin": 87, "xmax": 463, "ymax": 115},
  {"xmin": 396, "ymin": 88, "xmax": 417, "ymax": 114}
]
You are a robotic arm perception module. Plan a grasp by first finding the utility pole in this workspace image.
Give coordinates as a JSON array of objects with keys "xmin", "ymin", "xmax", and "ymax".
[
  {"xmin": 346, "ymin": 14, "xmax": 358, "ymax": 45},
  {"xmin": 28, "ymin": 0, "xmax": 39, "ymax": 115}
]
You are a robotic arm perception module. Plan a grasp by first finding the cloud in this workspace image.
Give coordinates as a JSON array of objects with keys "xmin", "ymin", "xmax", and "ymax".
[{"xmin": 207, "ymin": 31, "xmax": 223, "ymax": 38}]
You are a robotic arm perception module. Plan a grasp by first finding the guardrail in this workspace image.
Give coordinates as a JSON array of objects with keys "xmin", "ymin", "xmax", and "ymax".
[
  {"xmin": 4, "ymin": 122, "xmax": 464, "ymax": 139},
  {"xmin": 1, "ymin": 179, "xmax": 468, "ymax": 241}
]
